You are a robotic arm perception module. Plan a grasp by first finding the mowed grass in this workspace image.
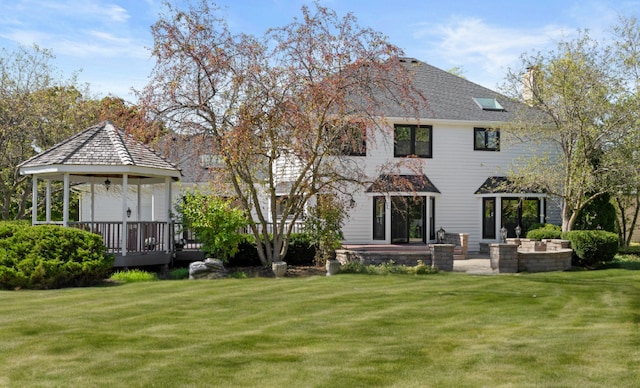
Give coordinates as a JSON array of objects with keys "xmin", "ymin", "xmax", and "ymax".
[{"xmin": 1, "ymin": 269, "xmax": 639, "ymax": 387}]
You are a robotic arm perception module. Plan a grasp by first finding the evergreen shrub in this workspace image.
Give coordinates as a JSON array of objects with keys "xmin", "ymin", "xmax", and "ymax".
[
  {"xmin": 0, "ymin": 223, "xmax": 112, "ymax": 289},
  {"xmin": 562, "ymin": 230, "xmax": 619, "ymax": 267},
  {"xmin": 526, "ymin": 224, "xmax": 562, "ymax": 240}
]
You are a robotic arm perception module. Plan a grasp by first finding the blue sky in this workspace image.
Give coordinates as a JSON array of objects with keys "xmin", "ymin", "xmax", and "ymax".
[{"xmin": 1, "ymin": 0, "xmax": 638, "ymax": 103}]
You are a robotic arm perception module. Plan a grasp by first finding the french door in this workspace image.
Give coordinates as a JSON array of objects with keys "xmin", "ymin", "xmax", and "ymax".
[{"xmin": 391, "ymin": 196, "xmax": 426, "ymax": 243}]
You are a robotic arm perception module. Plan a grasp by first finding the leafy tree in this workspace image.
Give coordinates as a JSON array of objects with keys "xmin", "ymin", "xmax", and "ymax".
[
  {"xmin": 179, "ymin": 192, "xmax": 248, "ymax": 261},
  {"xmin": 304, "ymin": 195, "xmax": 347, "ymax": 265},
  {"xmin": 0, "ymin": 46, "xmax": 92, "ymax": 220},
  {"xmin": 143, "ymin": 1, "xmax": 425, "ymax": 264},
  {"xmin": 609, "ymin": 16, "xmax": 640, "ymax": 246},
  {"xmin": 501, "ymin": 22, "xmax": 639, "ymax": 232},
  {"xmin": 0, "ymin": 45, "xmax": 165, "ymax": 222}
]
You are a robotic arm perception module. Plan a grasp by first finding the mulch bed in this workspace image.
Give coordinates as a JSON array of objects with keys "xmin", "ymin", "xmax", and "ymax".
[{"xmin": 227, "ymin": 265, "xmax": 326, "ymax": 278}]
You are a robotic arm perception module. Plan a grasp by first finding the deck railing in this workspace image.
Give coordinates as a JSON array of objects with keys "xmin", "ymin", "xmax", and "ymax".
[
  {"xmin": 68, "ymin": 219, "xmax": 306, "ymax": 255},
  {"xmin": 69, "ymin": 221, "xmax": 170, "ymax": 254}
]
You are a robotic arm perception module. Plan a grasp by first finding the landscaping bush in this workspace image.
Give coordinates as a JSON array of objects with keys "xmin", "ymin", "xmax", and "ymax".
[
  {"xmin": 227, "ymin": 233, "xmax": 316, "ymax": 267},
  {"xmin": 574, "ymin": 193, "xmax": 617, "ymax": 232},
  {"xmin": 340, "ymin": 260, "xmax": 438, "ymax": 275},
  {"xmin": 0, "ymin": 224, "xmax": 113, "ymax": 289},
  {"xmin": 227, "ymin": 234, "xmax": 262, "ymax": 267},
  {"xmin": 110, "ymin": 269, "xmax": 158, "ymax": 283},
  {"xmin": 562, "ymin": 230, "xmax": 619, "ymax": 268},
  {"xmin": 283, "ymin": 233, "xmax": 315, "ymax": 266},
  {"xmin": 526, "ymin": 224, "xmax": 562, "ymax": 240}
]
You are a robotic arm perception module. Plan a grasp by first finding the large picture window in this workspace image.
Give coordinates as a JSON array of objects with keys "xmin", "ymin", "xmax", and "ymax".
[
  {"xmin": 501, "ymin": 197, "xmax": 543, "ymax": 238},
  {"xmin": 394, "ymin": 124, "xmax": 432, "ymax": 158},
  {"xmin": 341, "ymin": 123, "xmax": 366, "ymax": 156},
  {"xmin": 474, "ymin": 128, "xmax": 500, "ymax": 151}
]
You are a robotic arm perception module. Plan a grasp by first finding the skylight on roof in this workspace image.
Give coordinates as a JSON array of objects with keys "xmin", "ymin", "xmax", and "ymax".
[{"xmin": 473, "ymin": 97, "xmax": 505, "ymax": 111}]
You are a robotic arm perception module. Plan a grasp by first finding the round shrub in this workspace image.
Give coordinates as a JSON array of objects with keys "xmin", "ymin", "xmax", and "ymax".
[
  {"xmin": 526, "ymin": 224, "xmax": 562, "ymax": 240},
  {"xmin": 0, "ymin": 224, "xmax": 113, "ymax": 289},
  {"xmin": 562, "ymin": 230, "xmax": 619, "ymax": 268},
  {"xmin": 227, "ymin": 234, "xmax": 262, "ymax": 267},
  {"xmin": 284, "ymin": 233, "xmax": 316, "ymax": 266}
]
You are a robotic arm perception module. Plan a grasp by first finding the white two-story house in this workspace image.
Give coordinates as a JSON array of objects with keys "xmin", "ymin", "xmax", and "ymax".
[
  {"xmin": 76, "ymin": 58, "xmax": 559, "ymax": 254},
  {"xmin": 291, "ymin": 58, "xmax": 559, "ymax": 251}
]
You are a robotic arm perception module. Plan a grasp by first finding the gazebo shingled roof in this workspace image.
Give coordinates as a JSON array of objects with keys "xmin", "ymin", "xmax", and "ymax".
[{"xmin": 18, "ymin": 120, "xmax": 181, "ymax": 181}]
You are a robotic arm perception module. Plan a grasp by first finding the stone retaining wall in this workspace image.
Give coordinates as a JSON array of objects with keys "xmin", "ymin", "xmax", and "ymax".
[
  {"xmin": 335, "ymin": 249, "xmax": 431, "ymax": 266},
  {"xmin": 489, "ymin": 239, "xmax": 573, "ymax": 273}
]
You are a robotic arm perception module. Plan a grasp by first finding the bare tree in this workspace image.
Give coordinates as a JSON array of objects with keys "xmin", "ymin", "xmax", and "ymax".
[{"xmin": 142, "ymin": 1, "xmax": 425, "ymax": 264}]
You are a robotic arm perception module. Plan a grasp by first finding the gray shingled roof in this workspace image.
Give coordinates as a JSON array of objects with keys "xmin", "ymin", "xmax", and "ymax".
[
  {"xmin": 383, "ymin": 58, "xmax": 540, "ymax": 122},
  {"xmin": 367, "ymin": 174, "xmax": 440, "ymax": 193},
  {"xmin": 18, "ymin": 121, "xmax": 180, "ymax": 175}
]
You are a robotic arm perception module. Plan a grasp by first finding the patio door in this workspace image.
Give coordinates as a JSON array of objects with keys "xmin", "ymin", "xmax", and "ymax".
[
  {"xmin": 391, "ymin": 196, "xmax": 426, "ymax": 243},
  {"xmin": 501, "ymin": 197, "xmax": 542, "ymax": 237}
]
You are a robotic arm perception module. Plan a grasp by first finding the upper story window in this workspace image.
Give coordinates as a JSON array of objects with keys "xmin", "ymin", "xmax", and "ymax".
[
  {"xmin": 325, "ymin": 120, "xmax": 366, "ymax": 156},
  {"xmin": 340, "ymin": 123, "xmax": 366, "ymax": 156},
  {"xmin": 474, "ymin": 127, "xmax": 500, "ymax": 151},
  {"xmin": 473, "ymin": 97, "xmax": 505, "ymax": 111},
  {"xmin": 394, "ymin": 124, "xmax": 432, "ymax": 158},
  {"xmin": 199, "ymin": 154, "xmax": 224, "ymax": 168}
]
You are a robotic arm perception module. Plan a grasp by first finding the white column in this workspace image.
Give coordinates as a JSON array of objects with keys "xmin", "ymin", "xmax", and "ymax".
[
  {"xmin": 495, "ymin": 196, "xmax": 503, "ymax": 241},
  {"xmin": 426, "ymin": 195, "xmax": 431, "ymax": 243},
  {"xmin": 90, "ymin": 182, "xmax": 95, "ymax": 223},
  {"xmin": 164, "ymin": 177, "xmax": 172, "ymax": 253},
  {"xmin": 540, "ymin": 197, "xmax": 546, "ymax": 223},
  {"xmin": 122, "ymin": 174, "xmax": 128, "ymax": 256},
  {"xmin": 31, "ymin": 176, "xmax": 38, "ymax": 225},
  {"xmin": 136, "ymin": 182, "xmax": 141, "ymax": 221},
  {"xmin": 385, "ymin": 194, "xmax": 391, "ymax": 244},
  {"xmin": 45, "ymin": 179, "xmax": 51, "ymax": 223},
  {"xmin": 63, "ymin": 173, "xmax": 70, "ymax": 227}
]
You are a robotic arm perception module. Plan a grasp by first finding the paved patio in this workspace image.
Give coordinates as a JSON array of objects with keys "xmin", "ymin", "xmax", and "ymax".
[{"xmin": 452, "ymin": 255, "xmax": 494, "ymax": 275}]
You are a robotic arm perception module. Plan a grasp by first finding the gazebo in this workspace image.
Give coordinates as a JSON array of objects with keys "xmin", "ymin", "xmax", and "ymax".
[{"xmin": 18, "ymin": 121, "xmax": 182, "ymax": 267}]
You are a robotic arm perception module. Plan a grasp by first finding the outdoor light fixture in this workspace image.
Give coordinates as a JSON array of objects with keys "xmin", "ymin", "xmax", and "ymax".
[
  {"xmin": 104, "ymin": 178, "xmax": 111, "ymax": 191},
  {"xmin": 515, "ymin": 225, "xmax": 522, "ymax": 238},
  {"xmin": 126, "ymin": 207, "xmax": 132, "ymax": 218},
  {"xmin": 500, "ymin": 226, "xmax": 508, "ymax": 243},
  {"xmin": 437, "ymin": 226, "xmax": 446, "ymax": 244}
]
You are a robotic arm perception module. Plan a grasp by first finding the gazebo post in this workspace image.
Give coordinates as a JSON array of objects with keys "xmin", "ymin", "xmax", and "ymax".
[
  {"xmin": 62, "ymin": 173, "xmax": 70, "ymax": 227},
  {"xmin": 31, "ymin": 176, "xmax": 38, "ymax": 225},
  {"xmin": 136, "ymin": 182, "xmax": 141, "ymax": 221},
  {"xmin": 46, "ymin": 179, "xmax": 51, "ymax": 223},
  {"xmin": 90, "ymin": 181, "xmax": 95, "ymax": 231},
  {"xmin": 164, "ymin": 177, "xmax": 171, "ymax": 254},
  {"xmin": 122, "ymin": 174, "xmax": 128, "ymax": 257}
]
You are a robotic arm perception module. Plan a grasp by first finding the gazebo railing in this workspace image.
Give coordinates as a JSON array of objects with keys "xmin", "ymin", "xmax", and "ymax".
[{"xmin": 69, "ymin": 221, "xmax": 170, "ymax": 254}]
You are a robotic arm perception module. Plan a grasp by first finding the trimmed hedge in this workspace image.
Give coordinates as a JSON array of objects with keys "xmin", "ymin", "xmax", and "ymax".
[
  {"xmin": 562, "ymin": 230, "xmax": 619, "ymax": 268},
  {"xmin": 227, "ymin": 233, "xmax": 316, "ymax": 266},
  {"xmin": 0, "ymin": 224, "xmax": 113, "ymax": 290},
  {"xmin": 526, "ymin": 224, "xmax": 562, "ymax": 240}
]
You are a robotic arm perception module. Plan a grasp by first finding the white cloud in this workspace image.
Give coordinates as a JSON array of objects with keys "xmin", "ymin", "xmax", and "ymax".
[
  {"xmin": 38, "ymin": 1, "xmax": 130, "ymax": 23},
  {"xmin": 411, "ymin": 16, "xmax": 572, "ymax": 88}
]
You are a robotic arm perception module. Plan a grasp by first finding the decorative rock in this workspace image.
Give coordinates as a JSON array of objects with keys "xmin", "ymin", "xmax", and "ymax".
[
  {"xmin": 326, "ymin": 259, "xmax": 341, "ymax": 276},
  {"xmin": 272, "ymin": 261, "xmax": 287, "ymax": 278},
  {"xmin": 189, "ymin": 258, "xmax": 227, "ymax": 279}
]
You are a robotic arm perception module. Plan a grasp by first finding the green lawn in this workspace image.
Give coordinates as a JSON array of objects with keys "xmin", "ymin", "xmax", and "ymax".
[{"xmin": 1, "ymin": 269, "xmax": 639, "ymax": 387}]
